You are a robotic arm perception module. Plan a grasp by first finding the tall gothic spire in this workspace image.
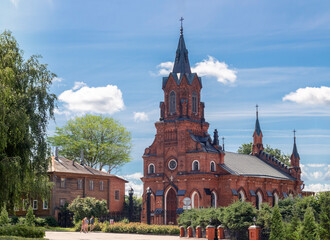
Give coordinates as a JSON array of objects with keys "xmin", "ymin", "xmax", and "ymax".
[
  {"xmin": 292, "ymin": 129, "xmax": 299, "ymax": 159},
  {"xmin": 172, "ymin": 17, "xmax": 191, "ymax": 74},
  {"xmin": 255, "ymin": 104, "xmax": 262, "ymax": 136}
]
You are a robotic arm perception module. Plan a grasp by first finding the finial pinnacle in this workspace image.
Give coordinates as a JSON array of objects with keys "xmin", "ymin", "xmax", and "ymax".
[
  {"xmin": 256, "ymin": 104, "xmax": 259, "ymax": 119},
  {"xmin": 222, "ymin": 137, "xmax": 225, "ymax": 151},
  {"xmin": 293, "ymin": 129, "xmax": 296, "ymax": 143},
  {"xmin": 180, "ymin": 17, "xmax": 184, "ymax": 35}
]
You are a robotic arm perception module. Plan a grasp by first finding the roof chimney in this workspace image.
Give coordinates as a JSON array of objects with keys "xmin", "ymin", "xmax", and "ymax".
[
  {"xmin": 55, "ymin": 147, "xmax": 59, "ymax": 161},
  {"xmin": 80, "ymin": 149, "xmax": 84, "ymax": 165},
  {"xmin": 222, "ymin": 137, "xmax": 225, "ymax": 152}
]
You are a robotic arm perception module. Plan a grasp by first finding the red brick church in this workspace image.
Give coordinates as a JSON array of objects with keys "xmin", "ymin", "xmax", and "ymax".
[{"xmin": 141, "ymin": 24, "xmax": 303, "ymax": 225}]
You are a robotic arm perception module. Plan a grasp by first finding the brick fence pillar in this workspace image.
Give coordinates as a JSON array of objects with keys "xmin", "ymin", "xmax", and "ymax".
[
  {"xmin": 206, "ymin": 225, "xmax": 215, "ymax": 240},
  {"xmin": 217, "ymin": 225, "xmax": 225, "ymax": 239},
  {"xmin": 180, "ymin": 226, "xmax": 185, "ymax": 237},
  {"xmin": 196, "ymin": 226, "xmax": 202, "ymax": 238},
  {"xmin": 187, "ymin": 226, "xmax": 193, "ymax": 238},
  {"xmin": 248, "ymin": 225, "xmax": 261, "ymax": 240}
]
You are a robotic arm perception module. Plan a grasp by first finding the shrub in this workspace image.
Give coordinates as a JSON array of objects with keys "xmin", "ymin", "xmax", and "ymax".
[
  {"xmin": 45, "ymin": 216, "xmax": 58, "ymax": 227},
  {"xmin": 68, "ymin": 196, "xmax": 108, "ymax": 223},
  {"xmin": 0, "ymin": 225, "xmax": 45, "ymax": 238},
  {"xmin": 269, "ymin": 205, "xmax": 285, "ymax": 240},
  {"xmin": 34, "ymin": 217, "xmax": 46, "ymax": 227},
  {"xmin": 0, "ymin": 206, "xmax": 9, "ymax": 226},
  {"xmin": 25, "ymin": 206, "xmax": 35, "ymax": 226},
  {"xmin": 103, "ymin": 222, "xmax": 180, "ymax": 235},
  {"xmin": 10, "ymin": 216, "xmax": 18, "ymax": 225},
  {"xmin": 18, "ymin": 217, "xmax": 25, "ymax": 225},
  {"xmin": 301, "ymin": 206, "xmax": 320, "ymax": 240},
  {"xmin": 119, "ymin": 218, "xmax": 129, "ymax": 224},
  {"xmin": 256, "ymin": 203, "xmax": 272, "ymax": 239}
]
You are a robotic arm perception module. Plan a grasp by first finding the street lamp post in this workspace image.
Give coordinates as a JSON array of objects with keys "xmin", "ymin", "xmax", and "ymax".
[
  {"xmin": 146, "ymin": 187, "xmax": 151, "ymax": 225},
  {"xmin": 128, "ymin": 187, "xmax": 134, "ymax": 222}
]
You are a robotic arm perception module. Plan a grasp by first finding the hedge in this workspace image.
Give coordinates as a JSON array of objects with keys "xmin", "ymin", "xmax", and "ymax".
[
  {"xmin": 103, "ymin": 223, "xmax": 180, "ymax": 235},
  {"xmin": 0, "ymin": 225, "xmax": 45, "ymax": 238}
]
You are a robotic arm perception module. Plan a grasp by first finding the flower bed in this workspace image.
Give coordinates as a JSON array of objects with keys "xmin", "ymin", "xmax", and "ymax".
[{"xmin": 103, "ymin": 222, "xmax": 180, "ymax": 235}]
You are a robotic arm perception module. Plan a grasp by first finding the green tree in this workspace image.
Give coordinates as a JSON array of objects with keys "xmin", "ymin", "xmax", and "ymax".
[
  {"xmin": 0, "ymin": 31, "xmax": 56, "ymax": 210},
  {"xmin": 25, "ymin": 206, "xmax": 36, "ymax": 226},
  {"xmin": 319, "ymin": 192, "xmax": 330, "ymax": 240},
  {"xmin": 286, "ymin": 209, "xmax": 301, "ymax": 240},
  {"xmin": 48, "ymin": 114, "xmax": 131, "ymax": 172},
  {"xmin": 0, "ymin": 205, "xmax": 9, "ymax": 226},
  {"xmin": 237, "ymin": 142, "xmax": 291, "ymax": 165},
  {"xmin": 68, "ymin": 196, "xmax": 108, "ymax": 223},
  {"xmin": 301, "ymin": 206, "xmax": 320, "ymax": 240},
  {"xmin": 269, "ymin": 205, "xmax": 285, "ymax": 240},
  {"xmin": 256, "ymin": 203, "xmax": 272, "ymax": 239},
  {"xmin": 223, "ymin": 201, "xmax": 257, "ymax": 240}
]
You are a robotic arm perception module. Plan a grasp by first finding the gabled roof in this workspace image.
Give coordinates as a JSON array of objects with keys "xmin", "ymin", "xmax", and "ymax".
[
  {"xmin": 49, "ymin": 156, "xmax": 127, "ymax": 182},
  {"xmin": 220, "ymin": 152, "xmax": 295, "ymax": 180},
  {"xmin": 162, "ymin": 73, "xmax": 202, "ymax": 88},
  {"xmin": 187, "ymin": 130, "xmax": 222, "ymax": 153}
]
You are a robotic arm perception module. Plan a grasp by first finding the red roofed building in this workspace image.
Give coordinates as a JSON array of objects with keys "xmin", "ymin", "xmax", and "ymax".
[{"xmin": 141, "ymin": 24, "xmax": 303, "ymax": 225}]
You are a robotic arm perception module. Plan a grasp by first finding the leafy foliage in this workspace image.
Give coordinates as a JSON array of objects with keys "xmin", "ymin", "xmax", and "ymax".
[
  {"xmin": 48, "ymin": 114, "xmax": 132, "ymax": 172},
  {"xmin": 45, "ymin": 216, "xmax": 58, "ymax": 227},
  {"xmin": 0, "ymin": 225, "xmax": 45, "ymax": 238},
  {"xmin": 0, "ymin": 30, "xmax": 56, "ymax": 210},
  {"xmin": 68, "ymin": 196, "xmax": 108, "ymax": 223},
  {"xmin": 122, "ymin": 195, "xmax": 142, "ymax": 222},
  {"xmin": 301, "ymin": 207, "xmax": 320, "ymax": 240},
  {"xmin": 319, "ymin": 192, "xmax": 330, "ymax": 240},
  {"xmin": 269, "ymin": 205, "xmax": 285, "ymax": 240},
  {"xmin": 237, "ymin": 142, "xmax": 291, "ymax": 166},
  {"xmin": 0, "ymin": 206, "xmax": 9, "ymax": 226},
  {"xmin": 25, "ymin": 206, "xmax": 36, "ymax": 227},
  {"xmin": 103, "ymin": 222, "xmax": 180, "ymax": 235},
  {"xmin": 285, "ymin": 210, "xmax": 301, "ymax": 240},
  {"xmin": 256, "ymin": 203, "xmax": 272, "ymax": 239}
]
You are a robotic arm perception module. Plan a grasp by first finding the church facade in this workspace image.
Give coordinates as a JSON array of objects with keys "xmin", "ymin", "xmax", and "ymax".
[{"xmin": 141, "ymin": 26, "xmax": 303, "ymax": 225}]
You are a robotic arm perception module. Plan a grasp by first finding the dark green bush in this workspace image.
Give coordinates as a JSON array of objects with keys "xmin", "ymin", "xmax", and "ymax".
[
  {"xmin": 0, "ymin": 225, "xmax": 45, "ymax": 238},
  {"xmin": 103, "ymin": 222, "xmax": 179, "ymax": 235},
  {"xmin": 34, "ymin": 218, "xmax": 46, "ymax": 227},
  {"xmin": 9, "ymin": 216, "xmax": 18, "ymax": 225},
  {"xmin": 45, "ymin": 216, "xmax": 57, "ymax": 227}
]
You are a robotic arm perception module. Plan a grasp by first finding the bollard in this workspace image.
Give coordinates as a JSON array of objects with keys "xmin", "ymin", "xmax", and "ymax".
[
  {"xmin": 248, "ymin": 225, "xmax": 261, "ymax": 240},
  {"xmin": 217, "ymin": 225, "xmax": 224, "ymax": 239},
  {"xmin": 180, "ymin": 226, "xmax": 185, "ymax": 237},
  {"xmin": 196, "ymin": 226, "xmax": 202, "ymax": 238},
  {"xmin": 206, "ymin": 225, "xmax": 215, "ymax": 240},
  {"xmin": 187, "ymin": 226, "xmax": 193, "ymax": 238}
]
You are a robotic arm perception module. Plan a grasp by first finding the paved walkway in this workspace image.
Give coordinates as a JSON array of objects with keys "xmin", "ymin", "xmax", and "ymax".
[{"xmin": 45, "ymin": 231, "xmax": 206, "ymax": 240}]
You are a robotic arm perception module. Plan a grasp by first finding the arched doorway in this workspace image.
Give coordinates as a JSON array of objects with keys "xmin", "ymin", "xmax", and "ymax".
[{"xmin": 166, "ymin": 188, "xmax": 177, "ymax": 225}]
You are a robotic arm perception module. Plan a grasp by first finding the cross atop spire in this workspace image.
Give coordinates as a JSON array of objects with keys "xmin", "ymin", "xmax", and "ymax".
[
  {"xmin": 180, "ymin": 17, "xmax": 184, "ymax": 35},
  {"xmin": 172, "ymin": 17, "xmax": 191, "ymax": 74},
  {"xmin": 256, "ymin": 104, "xmax": 259, "ymax": 119}
]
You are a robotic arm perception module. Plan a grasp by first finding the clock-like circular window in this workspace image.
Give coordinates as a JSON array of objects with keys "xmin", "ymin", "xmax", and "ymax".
[{"xmin": 168, "ymin": 159, "xmax": 177, "ymax": 170}]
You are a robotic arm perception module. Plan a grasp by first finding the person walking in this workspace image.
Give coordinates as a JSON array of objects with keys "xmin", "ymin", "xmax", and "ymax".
[
  {"xmin": 90, "ymin": 216, "xmax": 95, "ymax": 231},
  {"xmin": 84, "ymin": 217, "xmax": 89, "ymax": 233},
  {"xmin": 80, "ymin": 218, "xmax": 86, "ymax": 233}
]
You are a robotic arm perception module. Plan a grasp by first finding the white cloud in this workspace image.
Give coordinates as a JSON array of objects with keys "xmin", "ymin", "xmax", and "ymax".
[
  {"xmin": 306, "ymin": 163, "xmax": 326, "ymax": 168},
  {"xmin": 58, "ymin": 84, "xmax": 124, "ymax": 114},
  {"xmin": 156, "ymin": 56, "xmax": 237, "ymax": 85},
  {"xmin": 54, "ymin": 108, "xmax": 71, "ymax": 117},
  {"xmin": 133, "ymin": 112, "xmax": 149, "ymax": 122},
  {"xmin": 304, "ymin": 184, "xmax": 330, "ymax": 192},
  {"xmin": 192, "ymin": 56, "xmax": 237, "ymax": 85},
  {"xmin": 310, "ymin": 171, "xmax": 323, "ymax": 179},
  {"xmin": 283, "ymin": 86, "xmax": 330, "ymax": 105},
  {"xmin": 52, "ymin": 77, "xmax": 63, "ymax": 83},
  {"xmin": 73, "ymin": 81, "xmax": 87, "ymax": 90},
  {"xmin": 124, "ymin": 172, "xmax": 143, "ymax": 180}
]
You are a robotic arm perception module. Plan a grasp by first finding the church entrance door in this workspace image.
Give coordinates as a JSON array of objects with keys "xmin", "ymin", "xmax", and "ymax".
[{"xmin": 166, "ymin": 188, "xmax": 177, "ymax": 225}]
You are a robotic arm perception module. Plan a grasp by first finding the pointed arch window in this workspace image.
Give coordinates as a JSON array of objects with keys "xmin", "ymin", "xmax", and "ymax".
[
  {"xmin": 211, "ymin": 192, "xmax": 217, "ymax": 208},
  {"xmin": 191, "ymin": 191, "xmax": 199, "ymax": 209},
  {"xmin": 256, "ymin": 192, "xmax": 263, "ymax": 210},
  {"xmin": 148, "ymin": 164, "xmax": 155, "ymax": 174},
  {"xmin": 192, "ymin": 160, "xmax": 200, "ymax": 171},
  {"xmin": 273, "ymin": 192, "xmax": 279, "ymax": 207},
  {"xmin": 238, "ymin": 190, "xmax": 245, "ymax": 202},
  {"xmin": 210, "ymin": 161, "xmax": 216, "ymax": 172},
  {"xmin": 169, "ymin": 91, "xmax": 176, "ymax": 114},
  {"xmin": 192, "ymin": 92, "xmax": 198, "ymax": 114}
]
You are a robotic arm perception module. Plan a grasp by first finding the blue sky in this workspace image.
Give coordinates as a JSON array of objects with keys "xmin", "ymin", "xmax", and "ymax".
[{"xmin": 1, "ymin": 0, "xmax": 330, "ymax": 195}]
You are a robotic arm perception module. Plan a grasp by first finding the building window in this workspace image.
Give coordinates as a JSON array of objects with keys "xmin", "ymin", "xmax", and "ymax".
[
  {"xmin": 33, "ymin": 200, "xmax": 38, "ymax": 210},
  {"xmin": 60, "ymin": 199, "xmax": 66, "ymax": 207},
  {"xmin": 192, "ymin": 92, "xmax": 197, "ymax": 114},
  {"xmin": 256, "ymin": 192, "xmax": 263, "ymax": 210},
  {"xmin": 238, "ymin": 190, "xmax": 245, "ymax": 202},
  {"xmin": 115, "ymin": 190, "xmax": 120, "ymax": 200},
  {"xmin": 89, "ymin": 180, "xmax": 94, "ymax": 191},
  {"xmin": 148, "ymin": 164, "xmax": 155, "ymax": 174},
  {"xmin": 169, "ymin": 91, "xmax": 176, "ymax": 114},
  {"xmin": 22, "ymin": 199, "xmax": 28, "ymax": 211},
  {"xmin": 191, "ymin": 191, "xmax": 199, "ymax": 209},
  {"xmin": 273, "ymin": 193, "xmax": 279, "ymax": 207},
  {"xmin": 192, "ymin": 160, "xmax": 200, "ymax": 171},
  {"xmin": 168, "ymin": 159, "xmax": 177, "ymax": 170},
  {"xmin": 100, "ymin": 181, "xmax": 104, "ymax": 191},
  {"xmin": 211, "ymin": 192, "xmax": 217, "ymax": 208},
  {"xmin": 78, "ymin": 179, "xmax": 83, "ymax": 189},
  {"xmin": 43, "ymin": 200, "xmax": 48, "ymax": 209},
  {"xmin": 210, "ymin": 161, "xmax": 216, "ymax": 172},
  {"xmin": 60, "ymin": 178, "xmax": 66, "ymax": 188}
]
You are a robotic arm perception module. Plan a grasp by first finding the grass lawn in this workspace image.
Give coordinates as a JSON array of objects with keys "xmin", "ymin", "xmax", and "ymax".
[
  {"xmin": 0, "ymin": 237, "xmax": 46, "ymax": 240},
  {"xmin": 37, "ymin": 226, "xmax": 75, "ymax": 232}
]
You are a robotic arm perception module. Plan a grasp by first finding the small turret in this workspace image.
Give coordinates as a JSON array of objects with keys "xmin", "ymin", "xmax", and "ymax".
[
  {"xmin": 290, "ymin": 130, "xmax": 301, "ymax": 180},
  {"xmin": 213, "ymin": 129, "xmax": 219, "ymax": 146},
  {"xmin": 252, "ymin": 105, "xmax": 264, "ymax": 155}
]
